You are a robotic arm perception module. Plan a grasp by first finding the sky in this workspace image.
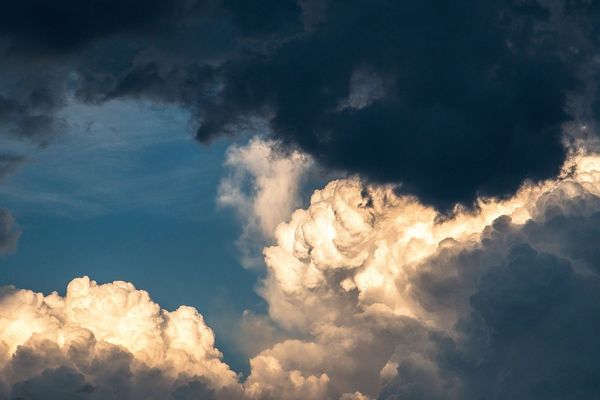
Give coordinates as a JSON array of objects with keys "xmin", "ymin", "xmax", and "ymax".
[{"xmin": 2, "ymin": 1, "xmax": 600, "ymax": 399}]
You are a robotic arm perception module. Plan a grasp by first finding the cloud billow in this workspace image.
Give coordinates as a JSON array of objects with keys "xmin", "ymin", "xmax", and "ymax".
[
  {"xmin": 0, "ymin": 276, "xmax": 240, "ymax": 400},
  {"xmin": 252, "ymin": 151, "xmax": 600, "ymax": 399}
]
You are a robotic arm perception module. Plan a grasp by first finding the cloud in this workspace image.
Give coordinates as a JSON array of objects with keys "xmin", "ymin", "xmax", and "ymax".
[
  {"xmin": 5, "ymin": 147, "xmax": 600, "ymax": 399},
  {"xmin": 0, "ymin": 208, "xmax": 20, "ymax": 255},
  {"xmin": 218, "ymin": 137, "xmax": 312, "ymax": 267},
  {"xmin": 243, "ymin": 341, "xmax": 330, "ymax": 400},
  {"xmin": 0, "ymin": 0, "xmax": 224, "ymax": 143},
  {"xmin": 2, "ymin": 1, "xmax": 600, "ymax": 208},
  {"xmin": 5, "ymin": 150, "xmax": 600, "ymax": 399},
  {"xmin": 245, "ymin": 149, "xmax": 600, "ymax": 399},
  {"xmin": 0, "ymin": 276, "xmax": 241, "ymax": 399},
  {"xmin": 196, "ymin": 0, "xmax": 589, "ymax": 209},
  {"xmin": 0, "ymin": 276, "xmax": 337, "ymax": 400}
]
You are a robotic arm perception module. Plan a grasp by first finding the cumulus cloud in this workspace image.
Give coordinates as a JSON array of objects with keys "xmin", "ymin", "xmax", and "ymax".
[
  {"xmin": 0, "ymin": 154, "xmax": 24, "ymax": 256},
  {"xmin": 246, "ymin": 149, "xmax": 600, "ymax": 399},
  {"xmin": 5, "ymin": 151, "xmax": 600, "ymax": 399},
  {"xmin": 218, "ymin": 137, "xmax": 312, "ymax": 267},
  {"xmin": 0, "ymin": 276, "xmax": 240, "ymax": 399}
]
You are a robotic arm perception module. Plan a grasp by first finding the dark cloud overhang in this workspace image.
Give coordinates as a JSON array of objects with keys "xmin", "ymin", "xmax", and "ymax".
[
  {"xmin": 0, "ymin": 0, "xmax": 598, "ymax": 209},
  {"xmin": 0, "ymin": 0, "xmax": 210, "ymax": 55},
  {"xmin": 195, "ymin": 0, "xmax": 584, "ymax": 210}
]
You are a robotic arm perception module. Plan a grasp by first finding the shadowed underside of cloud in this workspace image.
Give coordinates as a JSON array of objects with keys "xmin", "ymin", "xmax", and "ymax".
[
  {"xmin": 1, "ymin": 0, "xmax": 600, "ymax": 207},
  {"xmin": 197, "ymin": 0, "xmax": 579, "ymax": 209},
  {"xmin": 3, "ymin": 150, "xmax": 600, "ymax": 399},
  {"xmin": 252, "ymin": 150, "xmax": 600, "ymax": 399}
]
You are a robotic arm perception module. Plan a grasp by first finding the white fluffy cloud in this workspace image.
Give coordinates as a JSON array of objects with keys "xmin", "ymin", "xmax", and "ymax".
[
  {"xmin": 218, "ymin": 137, "xmax": 313, "ymax": 267},
  {"xmin": 0, "ymin": 276, "xmax": 240, "ymax": 399},
  {"xmin": 5, "ymin": 150, "xmax": 600, "ymax": 399},
  {"xmin": 0, "ymin": 276, "xmax": 335, "ymax": 400}
]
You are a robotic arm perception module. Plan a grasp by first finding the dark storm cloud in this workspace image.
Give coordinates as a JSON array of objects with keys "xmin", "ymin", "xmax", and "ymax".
[
  {"xmin": 380, "ymin": 247, "xmax": 600, "ymax": 400},
  {"xmin": 457, "ymin": 245, "xmax": 600, "ymax": 399},
  {"xmin": 196, "ymin": 0, "xmax": 581, "ymax": 209},
  {"xmin": 9, "ymin": 366, "xmax": 94, "ymax": 400},
  {"xmin": 0, "ymin": 0, "xmax": 207, "ymax": 54},
  {"xmin": 0, "ymin": 0, "xmax": 598, "ymax": 207}
]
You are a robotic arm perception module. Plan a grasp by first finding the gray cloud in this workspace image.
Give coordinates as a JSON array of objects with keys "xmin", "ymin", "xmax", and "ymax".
[
  {"xmin": 2, "ymin": 0, "xmax": 600, "ymax": 209},
  {"xmin": 0, "ymin": 153, "xmax": 25, "ymax": 182},
  {"xmin": 0, "ymin": 154, "xmax": 23, "ymax": 257},
  {"xmin": 0, "ymin": 208, "xmax": 20, "ymax": 255}
]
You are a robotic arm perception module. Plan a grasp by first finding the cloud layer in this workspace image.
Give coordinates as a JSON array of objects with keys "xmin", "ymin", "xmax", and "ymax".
[{"xmin": 197, "ymin": 0, "xmax": 583, "ymax": 209}]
